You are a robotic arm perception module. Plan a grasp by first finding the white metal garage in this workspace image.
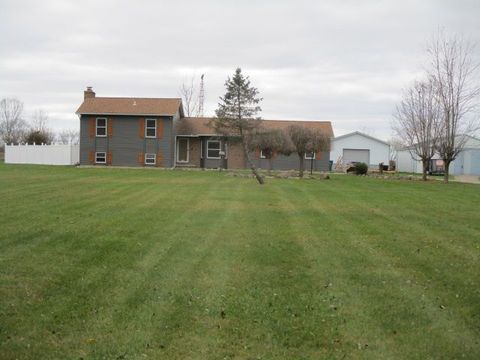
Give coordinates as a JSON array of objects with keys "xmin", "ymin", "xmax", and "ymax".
[
  {"xmin": 397, "ymin": 136, "xmax": 480, "ymax": 175},
  {"xmin": 330, "ymin": 132, "xmax": 390, "ymax": 167}
]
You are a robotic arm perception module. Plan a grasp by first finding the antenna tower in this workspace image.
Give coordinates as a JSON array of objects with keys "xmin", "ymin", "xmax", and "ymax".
[{"xmin": 199, "ymin": 74, "xmax": 205, "ymax": 117}]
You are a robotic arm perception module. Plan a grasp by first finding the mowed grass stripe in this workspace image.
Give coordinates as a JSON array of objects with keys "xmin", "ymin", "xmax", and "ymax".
[{"xmin": 278, "ymin": 179, "xmax": 479, "ymax": 358}]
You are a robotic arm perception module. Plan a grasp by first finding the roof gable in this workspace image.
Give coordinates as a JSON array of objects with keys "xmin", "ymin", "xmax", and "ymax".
[
  {"xmin": 333, "ymin": 131, "xmax": 389, "ymax": 146},
  {"xmin": 76, "ymin": 97, "xmax": 183, "ymax": 116}
]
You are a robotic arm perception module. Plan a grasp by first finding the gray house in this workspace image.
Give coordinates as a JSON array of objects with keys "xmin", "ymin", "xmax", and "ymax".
[
  {"xmin": 77, "ymin": 87, "xmax": 183, "ymax": 167},
  {"xmin": 76, "ymin": 87, "xmax": 333, "ymax": 170}
]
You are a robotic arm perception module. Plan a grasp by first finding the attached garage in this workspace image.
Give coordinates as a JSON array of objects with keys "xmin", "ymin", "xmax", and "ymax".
[{"xmin": 330, "ymin": 131, "xmax": 390, "ymax": 167}]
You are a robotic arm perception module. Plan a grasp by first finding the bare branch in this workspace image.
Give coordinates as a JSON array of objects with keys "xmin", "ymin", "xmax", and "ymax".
[
  {"xmin": 179, "ymin": 77, "xmax": 200, "ymax": 117},
  {"xmin": 0, "ymin": 98, "xmax": 27, "ymax": 144}
]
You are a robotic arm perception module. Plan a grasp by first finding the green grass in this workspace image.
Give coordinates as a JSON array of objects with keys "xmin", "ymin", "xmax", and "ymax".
[{"xmin": 0, "ymin": 164, "xmax": 479, "ymax": 359}]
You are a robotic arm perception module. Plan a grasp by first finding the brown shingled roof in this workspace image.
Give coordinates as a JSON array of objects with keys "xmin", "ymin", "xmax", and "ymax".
[
  {"xmin": 175, "ymin": 117, "xmax": 334, "ymax": 137},
  {"xmin": 76, "ymin": 97, "xmax": 183, "ymax": 116}
]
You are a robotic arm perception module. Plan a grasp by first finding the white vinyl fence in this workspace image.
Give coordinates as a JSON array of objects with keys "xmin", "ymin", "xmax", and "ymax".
[{"xmin": 5, "ymin": 144, "xmax": 80, "ymax": 165}]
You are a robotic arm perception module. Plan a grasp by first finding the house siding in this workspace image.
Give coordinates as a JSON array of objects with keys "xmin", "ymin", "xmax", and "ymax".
[
  {"xmin": 202, "ymin": 137, "xmax": 227, "ymax": 169},
  {"xmin": 253, "ymin": 153, "xmax": 330, "ymax": 171},
  {"xmin": 80, "ymin": 115, "xmax": 173, "ymax": 167}
]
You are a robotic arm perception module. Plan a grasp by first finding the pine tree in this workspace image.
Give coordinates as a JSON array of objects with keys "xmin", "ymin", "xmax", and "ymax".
[{"xmin": 212, "ymin": 68, "xmax": 264, "ymax": 184}]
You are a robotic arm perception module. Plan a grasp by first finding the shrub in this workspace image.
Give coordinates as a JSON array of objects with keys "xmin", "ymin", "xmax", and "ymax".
[{"xmin": 355, "ymin": 162, "xmax": 368, "ymax": 175}]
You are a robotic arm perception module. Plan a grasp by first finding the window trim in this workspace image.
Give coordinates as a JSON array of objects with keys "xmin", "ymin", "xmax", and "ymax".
[
  {"xmin": 206, "ymin": 140, "xmax": 221, "ymax": 159},
  {"xmin": 144, "ymin": 153, "xmax": 156, "ymax": 165},
  {"xmin": 176, "ymin": 138, "xmax": 190, "ymax": 163},
  {"xmin": 145, "ymin": 118, "xmax": 157, "ymax": 138},
  {"xmin": 95, "ymin": 151, "xmax": 106, "ymax": 164},
  {"xmin": 305, "ymin": 151, "xmax": 316, "ymax": 160},
  {"xmin": 96, "ymin": 118, "xmax": 107, "ymax": 137}
]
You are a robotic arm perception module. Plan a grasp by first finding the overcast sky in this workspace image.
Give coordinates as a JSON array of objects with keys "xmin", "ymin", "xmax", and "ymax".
[{"xmin": 1, "ymin": 0, "xmax": 479, "ymax": 139}]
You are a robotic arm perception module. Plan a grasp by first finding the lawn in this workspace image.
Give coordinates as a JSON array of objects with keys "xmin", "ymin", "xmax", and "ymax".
[{"xmin": 0, "ymin": 164, "xmax": 479, "ymax": 359}]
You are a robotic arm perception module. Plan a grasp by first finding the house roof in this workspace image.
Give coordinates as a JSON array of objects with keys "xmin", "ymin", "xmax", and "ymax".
[
  {"xmin": 76, "ymin": 97, "xmax": 183, "ymax": 116},
  {"xmin": 333, "ymin": 131, "xmax": 389, "ymax": 146},
  {"xmin": 398, "ymin": 134, "xmax": 480, "ymax": 151},
  {"xmin": 175, "ymin": 117, "xmax": 334, "ymax": 137}
]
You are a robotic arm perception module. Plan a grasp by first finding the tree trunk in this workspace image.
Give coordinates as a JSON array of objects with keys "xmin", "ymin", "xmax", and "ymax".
[
  {"xmin": 241, "ymin": 138, "xmax": 264, "ymax": 184},
  {"xmin": 299, "ymin": 154, "xmax": 304, "ymax": 178},
  {"xmin": 443, "ymin": 160, "xmax": 450, "ymax": 183},
  {"xmin": 422, "ymin": 159, "xmax": 429, "ymax": 181}
]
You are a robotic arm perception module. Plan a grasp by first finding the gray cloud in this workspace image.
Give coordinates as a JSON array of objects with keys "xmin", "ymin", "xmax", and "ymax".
[{"xmin": 1, "ymin": 0, "xmax": 479, "ymax": 137}]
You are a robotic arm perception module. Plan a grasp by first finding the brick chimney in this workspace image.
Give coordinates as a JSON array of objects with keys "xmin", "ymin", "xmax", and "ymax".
[{"xmin": 84, "ymin": 86, "xmax": 95, "ymax": 100}]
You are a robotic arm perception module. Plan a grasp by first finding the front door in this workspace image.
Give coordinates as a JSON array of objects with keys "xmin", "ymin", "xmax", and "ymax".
[{"xmin": 177, "ymin": 138, "xmax": 189, "ymax": 163}]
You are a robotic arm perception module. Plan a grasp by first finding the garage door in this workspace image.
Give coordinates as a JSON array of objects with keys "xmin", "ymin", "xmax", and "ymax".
[{"xmin": 343, "ymin": 149, "xmax": 370, "ymax": 164}]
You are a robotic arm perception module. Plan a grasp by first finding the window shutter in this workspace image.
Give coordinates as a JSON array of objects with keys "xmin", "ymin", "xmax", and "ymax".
[
  {"xmin": 315, "ymin": 151, "xmax": 322, "ymax": 160},
  {"xmin": 138, "ymin": 152, "xmax": 144, "ymax": 166},
  {"xmin": 157, "ymin": 120, "xmax": 164, "ymax": 139},
  {"xmin": 255, "ymin": 149, "xmax": 260, "ymax": 159},
  {"xmin": 156, "ymin": 151, "xmax": 163, "ymax": 167},
  {"xmin": 107, "ymin": 118, "xmax": 113, "ymax": 137},
  {"xmin": 89, "ymin": 118, "xmax": 95, "ymax": 138},
  {"xmin": 88, "ymin": 151, "xmax": 95, "ymax": 164},
  {"xmin": 107, "ymin": 152, "xmax": 112, "ymax": 165},
  {"xmin": 138, "ymin": 118, "xmax": 145, "ymax": 139}
]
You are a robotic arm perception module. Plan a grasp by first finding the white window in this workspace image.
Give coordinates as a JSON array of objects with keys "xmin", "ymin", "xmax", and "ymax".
[
  {"xmin": 207, "ymin": 140, "xmax": 221, "ymax": 159},
  {"xmin": 177, "ymin": 138, "xmax": 189, "ymax": 163},
  {"xmin": 96, "ymin": 118, "xmax": 107, "ymax": 137},
  {"xmin": 305, "ymin": 152, "xmax": 315, "ymax": 160},
  {"xmin": 95, "ymin": 152, "xmax": 106, "ymax": 164},
  {"xmin": 145, "ymin": 119, "xmax": 157, "ymax": 138},
  {"xmin": 144, "ymin": 153, "xmax": 156, "ymax": 165}
]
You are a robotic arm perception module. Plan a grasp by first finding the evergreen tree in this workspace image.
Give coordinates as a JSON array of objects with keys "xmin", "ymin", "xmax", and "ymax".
[{"xmin": 212, "ymin": 68, "xmax": 264, "ymax": 184}]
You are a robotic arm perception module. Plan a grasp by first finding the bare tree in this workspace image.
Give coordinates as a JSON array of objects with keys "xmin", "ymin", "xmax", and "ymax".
[
  {"xmin": 428, "ymin": 31, "xmax": 480, "ymax": 182},
  {"xmin": 57, "ymin": 129, "xmax": 80, "ymax": 145},
  {"xmin": 31, "ymin": 109, "xmax": 49, "ymax": 132},
  {"xmin": 249, "ymin": 128, "xmax": 293, "ymax": 174},
  {"xmin": 27, "ymin": 109, "xmax": 55, "ymax": 144},
  {"xmin": 308, "ymin": 128, "xmax": 331, "ymax": 174},
  {"xmin": 179, "ymin": 76, "xmax": 200, "ymax": 117},
  {"xmin": 394, "ymin": 78, "xmax": 441, "ymax": 180},
  {"xmin": 0, "ymin": 98, "xmax": 27, "ymax": 144},
  {"xmin": 287, "ymin": 125, "xmax": 330, "ymax": 178}
]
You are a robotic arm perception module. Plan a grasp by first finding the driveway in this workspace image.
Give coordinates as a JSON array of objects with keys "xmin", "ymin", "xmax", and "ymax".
[{"xmin": 454, "ymin": 175, "xmax": 480, "ymax": 184}]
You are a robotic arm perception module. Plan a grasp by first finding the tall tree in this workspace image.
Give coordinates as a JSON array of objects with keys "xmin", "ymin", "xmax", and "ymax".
[
  {"xmin": 179, "ymin": 76, "xmax": 200, "ymax": 117},
  {"xmin": 29, "ymin": 109, "xmax": 54, "ymax": 144},
  {"xmin": 428, "ymin": 31, "xmax": 480, "ymax": 182},
  {"xmin": 31, "ymin": 109, "xmax": 50, "ymax": 133},
  {"xmin": 0, "ymin": 98, "xmax": 27, "ymax": 144},
  {"xmin": 287, "ymin": 125, "xmax": 330, "ymax": 178},
  {"xmin": 212, "ymin": 68, "xmax": 264, "ymax": 184},
  {"xmin": 394, "ymin": 78, "xmax": 441, "ymax": 180}
]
